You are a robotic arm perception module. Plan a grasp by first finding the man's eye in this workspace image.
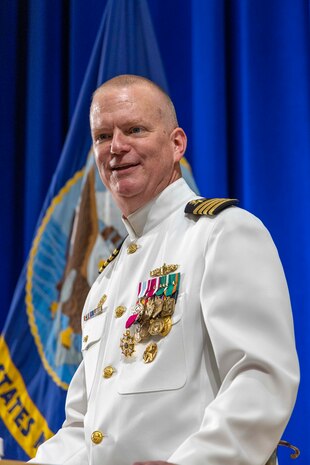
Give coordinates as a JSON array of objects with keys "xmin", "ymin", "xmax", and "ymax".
[
  {"xmin": 95, "ymin": 133, "xmax": 111, "ymax": 143},
  {"xmin": 129, "ymin": 127, "xmax": 144, "ymax": 134}
]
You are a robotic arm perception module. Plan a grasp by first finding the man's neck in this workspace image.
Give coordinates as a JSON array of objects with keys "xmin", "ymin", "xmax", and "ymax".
[{"xmin": 117, "ymin": 174, "xmax": 182, "ymax": 218}]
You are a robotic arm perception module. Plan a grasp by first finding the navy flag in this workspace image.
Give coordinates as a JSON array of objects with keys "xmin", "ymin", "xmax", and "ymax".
[{"xmin": 0, "ymin": 0, "xmax": 198, "ymax": 460}]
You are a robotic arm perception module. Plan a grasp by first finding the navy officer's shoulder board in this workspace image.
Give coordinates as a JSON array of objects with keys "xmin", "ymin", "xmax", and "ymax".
[
  {"xmin": 98, "ymin": 239, "xmax": 126, "ymax": 274},
  {"xmin": 185, "ymin": 198, "xmax": 239, "ymax": 217}
]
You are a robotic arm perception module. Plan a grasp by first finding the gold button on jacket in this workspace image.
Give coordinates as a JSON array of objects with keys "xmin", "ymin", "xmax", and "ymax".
[
  {"xmin": 103, "ymin": 366, "xmax": 115, "ymax": 378},
  {"xmin": 91, "ymin": 431, "xmax": 104, "ymax": 444}
]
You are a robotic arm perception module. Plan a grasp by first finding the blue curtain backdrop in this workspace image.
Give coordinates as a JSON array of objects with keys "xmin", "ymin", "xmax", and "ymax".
[{"xmin": 0, "ymin": 0, "xmax": 309, "ymax": 463}]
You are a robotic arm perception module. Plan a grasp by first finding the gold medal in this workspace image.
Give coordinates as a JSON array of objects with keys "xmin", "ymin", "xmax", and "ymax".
[
  {"xmin": 145, "ymin": 299, "xmax": 155, "ymax": 318},
  {"xmin": 134, "ymin": 326, "xmax": 142, "ymax": 343},
  {"xmin": 152, "ymin": 296, "xmax": 163, "ymax": 318},
  {"xmin": 161, "ymin": 296, "xmax": 175, "ymax": 316},
  {"xmin": 148, "ymin": 318, "xmax": 165, "ymax": 336},
  {"xmin": 138, "ymin": 320, "xmax": 150, "ymax": 339},
  {"xmin": 143, "ymin": 342, "xmax": 158, "ymax": 363},
  {"xmin": 135, "ymin": 301, "xmax": 145, "ymax": 321},
  {"xmin": 160, "ymin": 316, "xmax": 172, "ymax": 337},
  {"xmin": 120, "ymin": 330, "xmax": 135, "ymax": 357}
]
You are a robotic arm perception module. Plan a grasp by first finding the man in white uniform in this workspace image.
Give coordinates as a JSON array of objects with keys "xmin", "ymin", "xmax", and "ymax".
[{"xmin": 31, "ymin": 75, "xmax": 299, "ymax": 465}]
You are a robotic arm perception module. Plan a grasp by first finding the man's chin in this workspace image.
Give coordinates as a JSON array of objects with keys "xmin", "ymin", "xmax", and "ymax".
[{"xmin": 112, "ymin": 182, "xmax": 144, "ymax": 199}]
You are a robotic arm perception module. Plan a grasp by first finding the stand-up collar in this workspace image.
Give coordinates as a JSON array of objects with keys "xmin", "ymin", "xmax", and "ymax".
[{"xmin": 122, "ymin": 178, "xmax": 196, "ymax": 240}]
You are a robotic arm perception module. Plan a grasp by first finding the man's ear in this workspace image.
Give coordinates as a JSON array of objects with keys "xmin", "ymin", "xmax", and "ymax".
[{"xmin": 171, "ymin": 127, "xmax": 187, "ymax": 162}]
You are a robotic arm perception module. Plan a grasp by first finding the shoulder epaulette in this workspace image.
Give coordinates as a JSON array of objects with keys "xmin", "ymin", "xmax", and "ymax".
[
  {"xmin": 98, "ymin": 239, "xmax": 126, "ymax": 274},
  {"xmin": 185, "ymin": 198, "xmax": 239, "ymax": 217}
]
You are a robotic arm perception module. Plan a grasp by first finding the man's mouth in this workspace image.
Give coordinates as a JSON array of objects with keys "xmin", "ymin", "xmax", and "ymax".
[{"xmin": 111, "ymin": 162, "xmax": 139, "ymax": 171}]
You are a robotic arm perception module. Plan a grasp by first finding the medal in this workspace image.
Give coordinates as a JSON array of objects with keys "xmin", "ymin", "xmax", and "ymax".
[
  {"xmin": 160, "ymin": 316, "xmax": 172, "ymax": 337},
  {"xmin": 135, "ymin": 300, "xmax": 145, "ymax": 317},
  {"xmin": 120, "ymin": 271, "xmax": 182, "ymax": 361},
  {"xmin": 144, "ymin": 299, "xmax": 154, "ymax": 318},
  {"xmin": 152, "ymin": 296, "xmax": 163, "ymax": 318},
  {"xmin": 134, "ymin": 326, "xmax": 142, "ymax": 343},
  {"xmin": 148, "ymin": 318, "xmax": 165, "ymax": 336},
  {"xmin": 143, "ymin": 342, "xmax": 158, "ymax": 363},
  {"xmin": 120, "ymin": 330, "xmax": 135, "ymax": 357},
  {"xmin": 161, "ymin": 296, "xmax": 175, "ymax": 316},
  {"xmin": 125, "ymin": 313, "xmax": 139, "ymax": 329},
  {"xmin": 138, "ymin": 320, "xmax": 150, "ymax": 339}
]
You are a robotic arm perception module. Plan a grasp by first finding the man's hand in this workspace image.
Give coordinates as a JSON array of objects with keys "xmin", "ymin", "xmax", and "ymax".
[{"xmin": 133, "ymin": 462, "xmax": 176, "ymax": 465}]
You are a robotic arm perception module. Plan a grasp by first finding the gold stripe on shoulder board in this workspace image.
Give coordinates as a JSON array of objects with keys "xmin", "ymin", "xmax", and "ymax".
[
  {"xmin": 185, "ymin": 198, "xmax": 239, "ymax": 217},
  {"xmin": 98, "ymin": 244, "xmax": 123, "ymax": 274}
]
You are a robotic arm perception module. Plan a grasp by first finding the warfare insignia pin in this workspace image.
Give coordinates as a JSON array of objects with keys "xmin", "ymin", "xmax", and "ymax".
[
  {"xmin": 150, "ymin": 263, "xmax": 179, "ymax": 277},
  {"xmin": 97, "ymin": 294, "xmax": 107, "ymax": 307}
]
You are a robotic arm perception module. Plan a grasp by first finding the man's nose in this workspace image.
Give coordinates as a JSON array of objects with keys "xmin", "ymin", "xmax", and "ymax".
[{"xmin": 110, "ymin": 129, "xmax": 130, "ymax": 155}]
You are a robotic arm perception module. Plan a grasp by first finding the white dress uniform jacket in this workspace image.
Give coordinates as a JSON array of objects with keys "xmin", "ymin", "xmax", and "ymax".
[{"xmin": 31, "ymin": 178, "xmax": 299, "ymax": 465}]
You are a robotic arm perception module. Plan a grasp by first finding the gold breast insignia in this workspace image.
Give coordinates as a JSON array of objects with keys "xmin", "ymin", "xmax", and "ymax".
[{"xmin": 150, "ymin": 263, "xmax": 179, "ymax": 277}]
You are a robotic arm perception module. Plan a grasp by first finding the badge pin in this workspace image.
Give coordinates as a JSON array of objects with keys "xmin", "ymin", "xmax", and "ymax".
[{"xmin": 97, "ymin": 294, "xmax": 107, "ymax": 307}]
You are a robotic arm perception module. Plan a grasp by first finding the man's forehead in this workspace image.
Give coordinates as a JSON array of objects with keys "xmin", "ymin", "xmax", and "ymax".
[
  {"xmin": 91, "ymin": 93, "xmax": 134, "ymax": 115},
  {"xmin": 91, "ymin": 84, "xmax": 163, "ymax": 120}
]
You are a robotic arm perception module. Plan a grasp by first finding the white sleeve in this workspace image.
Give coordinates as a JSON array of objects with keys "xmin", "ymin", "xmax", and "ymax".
[
  {"xmin": 169, "ymin": 208, "xmax": 299, "ymax": 465},
  {"xmin": 29, "ymin": 360, "xmax": 87, "ymax": 465}
]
